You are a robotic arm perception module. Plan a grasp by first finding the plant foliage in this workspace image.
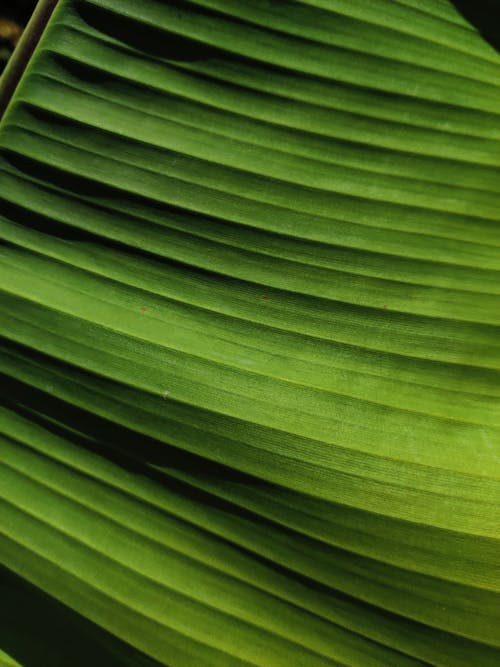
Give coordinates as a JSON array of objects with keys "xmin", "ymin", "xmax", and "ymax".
[{"xmin": 0, "ymin": 1, "xmax": 499, "ymax": 665}]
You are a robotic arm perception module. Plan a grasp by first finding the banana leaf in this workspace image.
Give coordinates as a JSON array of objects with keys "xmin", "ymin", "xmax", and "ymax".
[{"xmin": 0, "ymin": 1, "xmax": 499, "ymax": 665}]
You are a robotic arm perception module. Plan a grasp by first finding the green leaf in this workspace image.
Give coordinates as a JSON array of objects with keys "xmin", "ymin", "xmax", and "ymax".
[{"xmin": 0, "ymin": 1, "xmax": 499, "ymax": 665}]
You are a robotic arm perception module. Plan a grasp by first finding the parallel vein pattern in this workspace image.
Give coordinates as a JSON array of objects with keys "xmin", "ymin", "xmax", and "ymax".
[{"xmin": 0, "ymin": 1, "xmax": 499, "ymax": 665}]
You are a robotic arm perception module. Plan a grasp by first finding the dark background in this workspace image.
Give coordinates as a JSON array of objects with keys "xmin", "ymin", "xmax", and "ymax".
[
  {"xmin": 1, "ymin": 0, "xmax": 37, "ymax": 73},
  {"xmin": 2, "ymin": 0, "xmax": 36, "ymax": 23}
]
